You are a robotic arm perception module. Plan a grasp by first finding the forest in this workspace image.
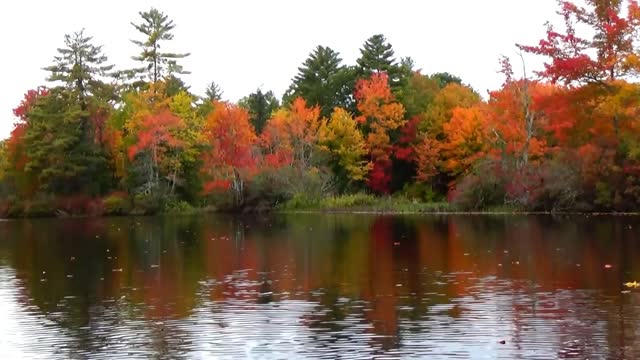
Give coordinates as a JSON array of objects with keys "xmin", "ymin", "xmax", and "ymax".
[{"xmin": 2, "ymin": 0, "xmax": 640, "ymax": 217}]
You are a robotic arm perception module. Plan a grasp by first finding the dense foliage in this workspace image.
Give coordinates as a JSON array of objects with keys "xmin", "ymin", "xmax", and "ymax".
[{"xmin": 3, "ymin": 1, "xmax": 640, "ymax": 216}]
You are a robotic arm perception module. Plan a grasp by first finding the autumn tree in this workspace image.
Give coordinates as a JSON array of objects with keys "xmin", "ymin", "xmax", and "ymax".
[
  {"xmin": 129, "ymin": 8, "xmax": 190, "ymax": 84},
  {"xmin": 120, "ymin": 82, "xmax": 185, "ymax": 196},
  {"xmin": 396, "ymin": 72, "xmax": 441, "ymax": 119},
  {"xmin": 202, "ymin": 102, "xmax": 257, "ymax": 206},
  {"xmin": 413, "ymin": 83, "xmax": 481, "ymax": 191},
  {"xmin": 439, "ymin": 106, "xmax": 490, "ymax": 177},
  {"xmin": 431, "ymin": 72, "xmax": 463, "ymax": 88},
  {"xmin": 318, "ymin": 107, "xmax": 371, "ymax": 191},
  {"xmin": 0, "ymin": 141, "xmax": 7, "ymax": 193},
  {"xmin": 169, "ymin": 90, "xmax": 206, "ymax": 200},
  {"xmin": 420, "ymin": 83, "xmax": 481, "ymax": 136},
  {"xmin": 519, "ymin": 0, "xmax": 640, "ymax": 209},
  {"xmin": 485, "ymin": 56, "xmax": 551, "ymax": 168},
  {"xmin": 518, "ymin": 0, "xmax": 640, "ymax": 85},
  {"xmin": 518, "ymin": 0, "xmax": 640, "ymax": 138},
  {"xmin": 355, "ymin": 73, "xmax": 406, "ymax": 193},
  {"xmin": 128, "ymin": 109, "xmax": 185, "ymax": 194},
  {"xmin": 261, "ymin": 97, "xmax": 321, "ymax": 170},
  {"xmin": 2, "ymin": 89, "xmax": 48, "ymax": 197}
]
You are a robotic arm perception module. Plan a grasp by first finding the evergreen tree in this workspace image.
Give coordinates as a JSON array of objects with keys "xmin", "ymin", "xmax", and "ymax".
[
  {"xmin": 238, "ymin": 88, "xmax": 279, "ymax": 133},
  {"xmin": 23, "ymin": 90, "xmax": 110, "ymax": 195},
  {"xmin": 34, "ymin": 30, "xmax": 116, "ymax": 195},
  {"xmin": 286, "ymin": 46, "xmax": 348, "ymax": 118},
  {"xmin": 43, "ymin": 29, "xmax": 115, "ymax": 140},
  {"xmin": 129, "ymin": 8, "xmax": 190, "ymax": 84},
  {"xmin": 431, "ymin": 72, "xmax": 462, "ymax": 88},
  {"xmin": 205, "ymin": 81, "xmax": 223, "ymax": 101},
  {"xmin": 356, "ymin": 34, "xmax": 407, "ymax": 91},
  {"xmin": 357, "ymin": 34, "xmax": 397, "ymax": 75}
]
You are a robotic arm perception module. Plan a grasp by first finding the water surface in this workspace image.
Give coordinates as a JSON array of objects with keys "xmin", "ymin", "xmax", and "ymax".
[{"xmin": 0, "ymin": 214, "xmax": 639, "ymax": 359}]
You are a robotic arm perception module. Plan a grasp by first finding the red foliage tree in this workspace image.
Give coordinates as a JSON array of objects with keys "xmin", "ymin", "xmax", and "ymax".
[
  {"xmin": 355, "ymin": 73, "xmax": 406, "ymax": 193},
  {"xmin": 202, "ymin": 102, "xmax": 257, "ymax": 205}
]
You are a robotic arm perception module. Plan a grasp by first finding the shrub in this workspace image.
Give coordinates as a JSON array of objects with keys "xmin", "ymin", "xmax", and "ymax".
[
  {"xmin": 320, "ymin": 193, "xmax": 377, "ymax": 209},
  {"xmin": 55, "ymin": 194, "xmax": 94, "ymax": 216},
  {"xmin": 23, "ymin": 194, "xmax": 56, "ymax": 217},
  {"xmin": 533, "ymin": 157, "xmax": 583, "ymax": 212},
  {"xmin": 163, "ymin": 200, "xmax": 196, "ymax": 215},
  {"xmin": 103, "ymin": 192, "xmax": 132, "ymax": 216},
  {"xmin": 450, "ymin": 160, "xmax": 506, "ymax": 211},
  {"xmin": 132, "ymin": 192, "xmax": 164, "ymax": 215}
]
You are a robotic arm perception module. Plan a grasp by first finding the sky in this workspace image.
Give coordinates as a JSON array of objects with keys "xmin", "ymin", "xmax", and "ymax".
[{"xmin": 0, "ymin": 0, "xmax": 559, "ymax": 140}]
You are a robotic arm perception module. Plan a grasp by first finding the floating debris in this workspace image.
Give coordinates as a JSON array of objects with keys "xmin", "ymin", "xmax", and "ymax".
[{"xmin": 624, "ymin": 281, "xmax": 640, "ymax": 288}]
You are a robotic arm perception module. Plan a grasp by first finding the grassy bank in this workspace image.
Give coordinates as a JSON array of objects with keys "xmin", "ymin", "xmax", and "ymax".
[
  {"xmin": 4, "ymin": 192, "xmax": 640, "ymax": 219},
  {"xmin": 278, "ymin": 193, "xmax": 457, "ymax": 213}
]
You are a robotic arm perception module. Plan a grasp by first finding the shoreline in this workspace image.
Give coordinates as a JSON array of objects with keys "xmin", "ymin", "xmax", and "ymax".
[{"xmin": 2, "ymin": 207, "xmax": 640, "ymax": 220}]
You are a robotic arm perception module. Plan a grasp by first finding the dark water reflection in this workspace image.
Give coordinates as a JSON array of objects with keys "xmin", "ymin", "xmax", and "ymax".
[{"xmin": 0, "ymin": 214, "xmax": 639, "ymax": 358}]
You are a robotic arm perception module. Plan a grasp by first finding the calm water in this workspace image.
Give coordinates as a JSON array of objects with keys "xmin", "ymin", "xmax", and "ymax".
[{"xmin": 0, "ymin": 214, "xmax": 639, "ymax": 359}]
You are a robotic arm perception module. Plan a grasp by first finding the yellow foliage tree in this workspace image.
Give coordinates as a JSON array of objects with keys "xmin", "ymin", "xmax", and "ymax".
[{"xmin": 318, "ymin": 107, "xmax": 372, "ymax": 185}]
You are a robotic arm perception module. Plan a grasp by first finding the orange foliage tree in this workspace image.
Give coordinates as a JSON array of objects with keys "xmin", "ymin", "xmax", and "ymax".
[
  {"xmin": 519, "ymin": 0, "xmax": 640, "ymax": 209},
  {"xmin": 128, "ymin": 109, "xmax": 185, "ymax": 194},
  {"xmin": 355, "ymin": 73, "xmax": 406, "ymax": 193},
  {"xmin": 439, "ymin": 106, "xmax": 490, "ymax": 177},
  {"xmin": 261, "ymin": 97, "xmax": 321, "ymax": 170},
  {"xmin": 202, "ymin": 101, "xmax": 257, "ymax": 206}
]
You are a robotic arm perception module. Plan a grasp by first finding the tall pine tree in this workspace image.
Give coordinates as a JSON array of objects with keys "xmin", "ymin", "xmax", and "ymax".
[
  {"xmin": 356, "ymin": 34, "xmax": 409, "ymax": 92},
  {"xmin": 285, "ymin": 45, "xmax": 354, "ymax": 117},
  {"xmin": 25, "ymin": 30, "xmax": 117, "ymax": 195},
  {"xmin": 238, "ymin": 88, "xmax": 279, "ymax": 134},
  {"xmin": 129, "ymin": 8, "xmax": 190, "ymax": 84}
]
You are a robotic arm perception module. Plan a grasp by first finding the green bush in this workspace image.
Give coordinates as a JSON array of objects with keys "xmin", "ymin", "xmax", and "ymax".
[
  {"xmin": 281, "ymin": 192, "xmax": 320, "ymax": 210},
  {"xmin": 320, "ymin": 193, "xmax": 377, "ymax": 209},
  {"xmin": 103, "ymin": 193, "xmax": 132, "ymax": 215},
  {"xmin": 400, "ymin": 182, "xmax": 442, "ymax": 202},
  {"xmin": 4, "ymin": 198, "xmax": 24, "ymax": 218},
  {"xmin": 163, "ymin": 200, "xmax": 196, "ymax": 215},
  {"xmin": 132, "ymin": 192, "xmax": 164, "ymax": 215},
  {"xmin": 23, "ymin": 195, "xmax": 56, "ymax": 217}
]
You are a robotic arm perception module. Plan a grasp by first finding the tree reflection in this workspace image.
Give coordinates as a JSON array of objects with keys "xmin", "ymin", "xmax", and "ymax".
[{"xmin": 1, "ymin": 214, "xmax": 640, "ymax": 357}]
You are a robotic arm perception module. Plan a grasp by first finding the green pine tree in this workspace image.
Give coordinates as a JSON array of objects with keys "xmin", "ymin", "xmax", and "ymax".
[
  {"xmin": 238, "ymin": 88, "xmax": 280, "ymax": 134},
  {"xmin": 23, "ymin": 90, "xmax": 110, "ymax": 195},
  {"xmin": 129, "ymin": 8, "xmax": 190, "ymax": 84},
  {"xmin": 356, "ymin": 34, "xmax": 409, "ymax": 92},
  {"xmin": 285, "ymin": 46, "xmax": 354, "ymax": 118},
  {"xmin": 205, "ymin": 81, "xmax": 224, "ymax": 101}
]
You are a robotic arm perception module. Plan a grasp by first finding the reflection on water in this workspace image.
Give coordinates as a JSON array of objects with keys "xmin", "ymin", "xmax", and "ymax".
[{"xmin": 0, "ymin": 214, "xmax": 639, "ymax": 358}]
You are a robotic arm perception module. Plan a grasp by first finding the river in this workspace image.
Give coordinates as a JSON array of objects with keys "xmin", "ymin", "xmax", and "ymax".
[{"xmin": 0, "ymin": 214, "xmax": 638, "ymax": 359}]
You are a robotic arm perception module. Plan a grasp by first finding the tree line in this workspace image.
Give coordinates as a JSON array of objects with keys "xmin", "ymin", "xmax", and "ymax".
[{"xmin": 2, "ymin": 0, "xmax": 640, "ymax": 216}]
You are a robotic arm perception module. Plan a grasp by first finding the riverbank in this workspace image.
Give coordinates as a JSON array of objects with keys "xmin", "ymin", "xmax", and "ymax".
[{"xmin": 2, "ymin": 193, "xmax": 640, "ymax": 219}]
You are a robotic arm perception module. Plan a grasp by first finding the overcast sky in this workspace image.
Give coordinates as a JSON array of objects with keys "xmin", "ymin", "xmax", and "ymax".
[{"xmin": 0, "ymin": 0, "xmax": 558, "ymax": 140}]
